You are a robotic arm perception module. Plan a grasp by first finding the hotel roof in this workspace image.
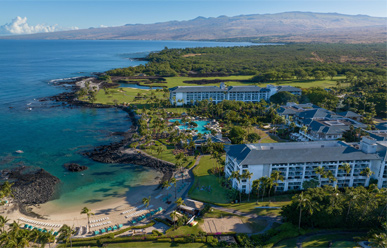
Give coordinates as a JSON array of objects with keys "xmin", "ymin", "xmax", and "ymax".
[{"xmin": 226, "ymin": 141, "xmax": 381, "ymax": 165}]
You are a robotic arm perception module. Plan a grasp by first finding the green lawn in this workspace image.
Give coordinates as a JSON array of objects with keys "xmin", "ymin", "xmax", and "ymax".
[
  {"xmin": 203, "ymin": 209, "xmax": 237, "ymax": 218},
  {"xmin": 136, "ymin": 75, "xmax": 343, "ymax": 89},
  {"xmin": 166, "ymin": 224, "xmax": 203, "ymax": 237},
  {"xmin": 302, "ymin": 233, "xmax": 360, "ymax": 248},
  {"xmin": 188, "ymin": 155, "xmax": 230, "ymax": 204},
  {"xmin": 86, "ymin": 87, "xmax": 166, "ymax": 105},
  {"xmin": 105, "ymin": 241, "xmax": 209, "ymax": 248},
  {"xmin": 143, "ymin": 147, "xmax": 195, "ymax": 167},
  {"xmin": 331, "ymin": 241, "xmax": 358, "ymax": 248},
  {"xmin": 274, "ymin": 237, "xmax": 299, "ymax": 248},
  {"xmin": 219, "ymin": 194, "xmax": 292, "ymax": 217},
  {"xmin": 246, "ymin": 218, "xmax": 268, "ymax": 233}
]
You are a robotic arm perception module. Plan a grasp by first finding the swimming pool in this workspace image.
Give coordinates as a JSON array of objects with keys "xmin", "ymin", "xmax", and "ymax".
[{"xmin": 169, "ymin": 119, "xmax": 210, "ymax": 134}]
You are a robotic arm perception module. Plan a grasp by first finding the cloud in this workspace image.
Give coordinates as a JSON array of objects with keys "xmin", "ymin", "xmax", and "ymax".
[{"xmin": 0, "ymin": 16, "xmax": 78, "ymax": 35}]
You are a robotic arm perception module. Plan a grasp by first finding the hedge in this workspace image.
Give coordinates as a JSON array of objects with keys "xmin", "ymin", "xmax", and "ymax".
[
  {"xmin": 72, "ymin": 221, "xmax": 156, "ymax": 242},
  {"xmin": 157, "ymin": 238, "xmax": 172, "ymax": 242}
]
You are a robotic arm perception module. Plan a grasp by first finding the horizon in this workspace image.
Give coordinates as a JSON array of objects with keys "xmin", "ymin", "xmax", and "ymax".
[{"xmin": 0, "ymin": 0, "xmax": 386, "ymax": 36}]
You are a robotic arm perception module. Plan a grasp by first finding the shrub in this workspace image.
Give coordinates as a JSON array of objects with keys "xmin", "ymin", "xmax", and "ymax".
[
  {"xmin": 157, "ymin": 238, "xmax": 172, "ymax": 242},
  {"xmin": 206, "ymin": 236, "xmax": 219, "ymax": 247},
  {"xmin": 174, "ymin": 237, "xmax": 186, "ymax": 243}
]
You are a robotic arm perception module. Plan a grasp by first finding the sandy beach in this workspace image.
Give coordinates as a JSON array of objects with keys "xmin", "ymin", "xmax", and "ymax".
[{"xmin": 2, "ymin": 169, "xmax": 190, "ymax": 235}]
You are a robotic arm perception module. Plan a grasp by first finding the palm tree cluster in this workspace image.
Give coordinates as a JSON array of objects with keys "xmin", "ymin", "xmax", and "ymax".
[
  {"xmin": 0, "ymin": 219, "xmax": 58, "ymax": 248},
  {"xmin": 251, "ymin": 171, "xmax": 285, "ymax": 203},
  {"xmin": 281, "ymin": 185, "xmax": 387, "ymax": 230}
]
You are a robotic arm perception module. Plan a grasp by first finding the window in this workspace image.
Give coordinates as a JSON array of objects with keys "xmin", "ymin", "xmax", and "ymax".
[
  {"xmin": 242, "ymin": 180, "xmax": 247, "ymax": 183},
  {"xmin": 242, "ymin": 185, "xmax": 246, "ymax": 189},
  {"xmin": 242, "ymin": 165, "xmax": 248, "ymax": 168}
]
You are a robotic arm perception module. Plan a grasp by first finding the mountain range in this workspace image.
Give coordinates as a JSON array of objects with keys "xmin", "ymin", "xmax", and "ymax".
[{"xmin": 2, "ymin": 12, "xmax": 386, "ymax": 43}]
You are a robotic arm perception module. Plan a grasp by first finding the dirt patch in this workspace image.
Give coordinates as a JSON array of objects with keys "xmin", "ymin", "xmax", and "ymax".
[
  {"xmin": 201, "ymin": 217, "xmax": 252, "ymax": 233},
  {"xmin": 182, "ymin": 53, "xmax": 202, "ymax": 57},
  {"xmin": 310, "ymin": 52, "xmax": 324, "ymax": 63}
]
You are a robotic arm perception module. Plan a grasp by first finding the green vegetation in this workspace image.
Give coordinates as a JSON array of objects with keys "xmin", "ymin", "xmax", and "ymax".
[
  {"xmin": 302, "ymin": 233, "xmax": 359, "ymax": 247},
  {"xmin": 189, "ymin": 155, "xmax": 230, "ymax": 204},
  {"xmin": 281, "ymin": 186, "xmax": 387, "ymax": 230},
  {"xmin": 105, "ymin": 242, "xmax": 209, "ymax": 247},
  {"xmin": 166, "ymin": 225, "xmax": 202, "ymax": 237},
  {"xmin": 107, "ymin": 44, "xmax": 386, "ymax": 77}
]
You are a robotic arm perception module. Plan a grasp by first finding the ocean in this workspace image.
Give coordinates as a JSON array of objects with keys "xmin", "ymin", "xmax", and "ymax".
[{"xmin": 0, "ymin": 39, "xmax": 255, "ymax": 208}]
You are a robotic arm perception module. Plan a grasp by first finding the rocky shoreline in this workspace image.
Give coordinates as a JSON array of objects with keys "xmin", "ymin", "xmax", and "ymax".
[
  {"xmin": 48, "ymin": 76, "xmax": 176, "ymax": 181},
  {"xmin": 10, "ymin": 75, "xmax": 175, "ymax": 212},
  {"xmin": 4, "ymin": 166, "xmax": 60, "ymax": 206}
]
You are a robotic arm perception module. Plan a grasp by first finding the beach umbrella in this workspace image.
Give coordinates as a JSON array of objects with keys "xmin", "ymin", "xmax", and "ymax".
[
  {"xmin": 38, "ymin": 228, "xmax": 42, "ymax": 232},
  {"xmin": 146, "ymin": 213, "xmax": 151, "ymax": 218},
  {"xmin": 24, "ymin": 224, "xmax": 28, "ymax": 228},
  {"xmin": 42, "ymin": 229, "xmax": 47, "ymax": 233},
  {"xmin": 118, "ymin": 224, "xmax": 123, "ymax": 228},
  {"xmin": 101, "ymin": 229, "xmax": 106, "ymax": 233},
  {"xmin": 113, "ymin": 226, "xmax": 117, "ymax": 230},
  {"xmin": 107, "ymin": 227, "xmax": 112, "ymax": 231},
  {"xmin": 53, "ymin": 232, "xmax": 58, "ymax": 236}
]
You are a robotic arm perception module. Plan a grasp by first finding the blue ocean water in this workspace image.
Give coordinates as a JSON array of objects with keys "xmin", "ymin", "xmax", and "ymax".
[{"xmin": 0, "ymin": 40, "xmax": 256, "ymax": 207}]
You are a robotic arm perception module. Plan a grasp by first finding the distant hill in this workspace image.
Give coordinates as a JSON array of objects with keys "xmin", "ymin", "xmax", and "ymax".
[{"xmin": 2, "ymin": 12, "xmax": 386, "ymax": 43}]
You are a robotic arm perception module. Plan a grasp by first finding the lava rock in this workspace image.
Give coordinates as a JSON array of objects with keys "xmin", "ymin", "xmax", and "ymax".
[{"xmin": 64, "ymin": 163, "xmax": 88, "ymax": 172}]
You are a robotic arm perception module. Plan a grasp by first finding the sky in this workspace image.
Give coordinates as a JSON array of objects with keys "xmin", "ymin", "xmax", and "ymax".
[{"xmin": 0, "ymin": 0, "xmax": 386, "ymax": 35}]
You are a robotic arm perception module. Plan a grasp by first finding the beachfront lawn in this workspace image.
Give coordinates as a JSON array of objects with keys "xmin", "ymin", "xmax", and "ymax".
[
  {"xmin": 188, "ymin": 155, "xmax": 230, "ymax": 204},
  {"xmin": 203, "ymin": 209, "xmax": 238, "ymax": 218},
  {"xmin": 87, "ymin": 87, "xmax": 166, "ymax": 105},
  {"xmin": 219, "ymin": 194, "xmax": 292, "ymax": 217}
]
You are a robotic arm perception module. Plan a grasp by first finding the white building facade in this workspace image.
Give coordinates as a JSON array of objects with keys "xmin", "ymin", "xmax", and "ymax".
[
  {"xmin": 225, "ymin": 137, "xmax": 387, "ymax": 193},
  {"xmin": 169, "ymin": 83, "xmax": 301, "ymax": 106}
]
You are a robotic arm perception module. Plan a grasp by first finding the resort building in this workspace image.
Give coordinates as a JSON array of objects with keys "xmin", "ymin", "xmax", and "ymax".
[
  {"xmin": 169, "ymin": 83, "xmax": 301, "ymax": 106},
  {"xmin": 225, "ymin": 137, "xmax": 387, "ymax": 193},
  {"xmin": 278, "ymin": 103, "xmax": 366, "ymax": 141}
]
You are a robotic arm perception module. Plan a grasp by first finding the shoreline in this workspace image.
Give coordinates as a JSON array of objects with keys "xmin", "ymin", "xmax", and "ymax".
[{"xmin": 7, "ymin": 75, "xmax": 176, "ymax": 218}]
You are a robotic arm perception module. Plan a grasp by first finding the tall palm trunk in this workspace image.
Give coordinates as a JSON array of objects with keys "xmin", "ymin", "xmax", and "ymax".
[{"xmin": 298, "ymin": 207, "xmax": 302, "ymax": 230}]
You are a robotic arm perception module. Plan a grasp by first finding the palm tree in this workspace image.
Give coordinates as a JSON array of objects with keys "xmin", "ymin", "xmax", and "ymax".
[
  {"xmin": 368, "ymin": 233, "xmax": 387, "ymax": 248},
  {"xmin": 259, "ymin": 177, "xmax": 270, "ymax": 202},
  {"xmin": 361, "ymin": 167, "xmax": 374, "ymax": 186},
  {"xmin": 295, "ymin": 192, "xmax": 313, "ymax": 230},
  {"xmin": 0, "ymin": 215, "xmax": 9, "ymax": 233},
  {"xmin": 271, "ymin": 171, "xmax": 284, "ymax": 198},
  {"xmin": 339, "ymin": 163, "xmax": 351, "ymax": 187},
  {"xmin": 267, "ymin": 177, "xmax": 276, "ymax": 201},
  {"xmin": 58, "ymin": 224, "xmax": 75, "ymax": 248},
  {"xmin": 175, "ymin": 197, "xmax": 185, "ymax": 209},
  {"xmin": 242, "ymin": 171, "xmax": 253, "ymax": 202},
  {"xmin": 170, "ymin": 211, "xmax": 178, "ymax": 230},
  {"xmin": 162, "ymin": 180, "xmax": 171, "ymax": 189},
  {"xmin": 231, "ymin": 171, "xmax": 242, "ymax": 203},
  {"xmin": 142, "ymin": 196, "xmax": 151, "ymax": 214},
  {"xmin": 80, "ymin": 207, "xmax": 94, "ymax": 233},
  {"xmin": 253, "ymin": 179, "xmax": 261, "ymax": 204},
  {"xmin": 38, "ymin": 231, "xmax": 55, "ymax": 248},
  {"xmin": 314, "ymin": 166, "xmax": 326, "ymax": 187},
  {"xmin": 170, "ymin": 177, "xmax": 177, "ymax": 199}
]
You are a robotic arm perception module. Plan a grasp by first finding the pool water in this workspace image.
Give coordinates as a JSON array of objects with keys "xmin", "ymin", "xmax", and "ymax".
[{"xmin": 169, "ymin": 119, "xmax": 210, "ymax": 134}]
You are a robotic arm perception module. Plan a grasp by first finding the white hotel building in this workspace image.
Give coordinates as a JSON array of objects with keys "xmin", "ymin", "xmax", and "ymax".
[
  {"xmin": 225, "ymin": 137, "xmax": 387, "ymax": 193},
  {"xmin": 169, "ymin": 83, "xmax": 301, "ymax": 106}
]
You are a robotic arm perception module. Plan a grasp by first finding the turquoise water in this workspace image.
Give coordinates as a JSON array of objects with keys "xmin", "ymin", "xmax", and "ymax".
[
  {"xmin": 0, "ymin": 40, "xmax": 256, "ymax": 207},
  {"xmin": 169, "ymin": 119, "xmax": 210, "ymax": 134}
]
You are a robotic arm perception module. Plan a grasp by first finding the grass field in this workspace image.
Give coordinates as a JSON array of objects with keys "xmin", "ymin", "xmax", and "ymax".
[
  {"xmin": 302, "ymin": 233, "xmax": 361, "ymax": 248},
  {"xmin": 135, "ymin": 75, "xmax": 344, "ymax": 89},
  {"xmin": 220, "ymin": 194, "xmax": 292, "ymax": 217},
  {"xmin": 188, "ymin": 155, "xmax": 230, "ymax": 204},
  {"xmin": 166, "ymin": 224, "xmax": 203, "ymax": 237},
  {"xmin": 143, "ymin": 147, "xmax": 195, "ymax": 167}
]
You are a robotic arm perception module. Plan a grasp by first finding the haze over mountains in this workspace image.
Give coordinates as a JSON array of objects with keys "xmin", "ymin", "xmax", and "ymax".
[{"xmin": 2, "ymin": 12, "xmax": 386, "ymax": 43}]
